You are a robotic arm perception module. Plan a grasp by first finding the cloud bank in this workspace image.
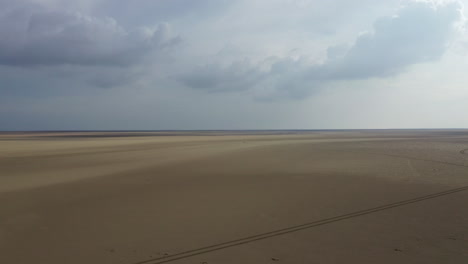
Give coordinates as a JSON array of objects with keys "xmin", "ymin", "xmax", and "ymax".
[
  {"xmin": 0, "ymin": 2, "xmax": 180, "ymax": 66},
  {"xmin": 317, "ymin": 1, "xmax": 462, "ymax": 80},
  {"xmin": 179, "ymin": 1, "xmax": 463, "ymax": 98}
]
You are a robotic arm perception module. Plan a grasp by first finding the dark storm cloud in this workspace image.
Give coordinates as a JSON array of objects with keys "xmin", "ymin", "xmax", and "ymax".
[
  {"xmin": 179, "ymin": 1, "xmax": 463, "ymax": 97},
  {"xmin": 0, "ymin": 3, "xmax": 180, "ymax": 66}
]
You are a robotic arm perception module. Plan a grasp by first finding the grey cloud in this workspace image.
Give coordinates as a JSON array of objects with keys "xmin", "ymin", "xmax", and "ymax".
[
  {"xmin": 316, "ymin": 1, "xmax": 462, "ymax": 80},
  {"xmin": 95, "ymin": 0, "xmax": 233, "ymax": 27},
  {"xmin": 0, "ymin": 2, "xmax": 180, "ymax": 66},
  {"xmin": 179, "ymin": 60, "xmax": 267, "ymax": 92},
  {"xmin": 179, "ymin": 1, "xmax": 463, "ymax": 98}
]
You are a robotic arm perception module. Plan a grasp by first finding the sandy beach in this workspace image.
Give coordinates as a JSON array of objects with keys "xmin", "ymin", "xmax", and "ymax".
[{"xmin": 1, "ymin": 130, "xmax": 468, "ymax": 264}]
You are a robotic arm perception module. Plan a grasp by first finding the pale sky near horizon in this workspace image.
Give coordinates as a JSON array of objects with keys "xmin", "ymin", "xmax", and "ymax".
[{"xmin": 1, "ymin": 0, "xmax": 468, "ymax": 130}]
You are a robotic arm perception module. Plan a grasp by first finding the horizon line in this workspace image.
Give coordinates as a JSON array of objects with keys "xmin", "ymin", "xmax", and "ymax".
[{"xmin": 1, "ymin": 128, "xmax": 468, "ymax": 133}]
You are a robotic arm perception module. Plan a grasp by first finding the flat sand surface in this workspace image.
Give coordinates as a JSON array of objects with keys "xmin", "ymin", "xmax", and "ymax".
[{"xmin": 1, "ymin": 130, "xmax": 468, "ymax": 264}]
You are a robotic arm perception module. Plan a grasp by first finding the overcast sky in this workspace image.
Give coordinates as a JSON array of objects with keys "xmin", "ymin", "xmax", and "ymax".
[{"xmin": 1, "ymin": 0, "xmax": 467, "ymax": 130}]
